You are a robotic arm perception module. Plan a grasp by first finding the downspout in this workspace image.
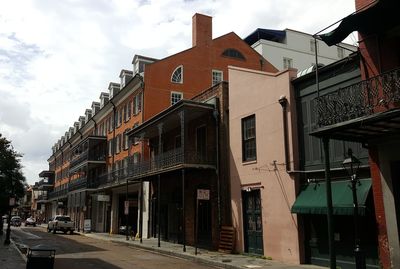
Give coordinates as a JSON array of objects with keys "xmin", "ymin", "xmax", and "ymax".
[
  {"xmin": 278, "ymin": 96, "xmax": 291, "ymax": 172},
  {"xmin": 213, "ymin": 100, "xmax": 221, "ymax": 228},
  {"xmin": 89, "ymin": 117, "xmax": 98, "ymax": 135}
]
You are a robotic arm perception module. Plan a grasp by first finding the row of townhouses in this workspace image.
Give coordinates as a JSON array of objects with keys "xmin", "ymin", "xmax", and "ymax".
[{"xmin": 32, "ymin": 1, "xmax": 400, "ymax": 268}]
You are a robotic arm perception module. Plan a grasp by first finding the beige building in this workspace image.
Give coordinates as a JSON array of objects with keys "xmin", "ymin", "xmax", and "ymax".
[{"xmin": 228, "ymin": 66, "xmax": 301, "ymax": 264}]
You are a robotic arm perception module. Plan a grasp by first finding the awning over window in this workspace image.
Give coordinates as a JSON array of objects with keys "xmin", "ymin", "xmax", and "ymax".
[
  {"xmin": 319, "ymin": 0, "xmax": 399, "ymax": 46},
  {"xmin": 291, "ymin": 178, "xmax": 372, "ymax": 215}
]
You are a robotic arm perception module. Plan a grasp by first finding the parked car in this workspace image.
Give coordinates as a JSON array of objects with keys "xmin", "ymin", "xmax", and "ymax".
[
  {"xmin": 47, "ymin": 215, "xmax": 75, "ymax": 234},
  {"xmin": 25, "ymin": 217, "xmax": 36, "ymax": 227},
  {"xmin": 10, "ymin": 216, "xmax": 21, "ymax": 227}
]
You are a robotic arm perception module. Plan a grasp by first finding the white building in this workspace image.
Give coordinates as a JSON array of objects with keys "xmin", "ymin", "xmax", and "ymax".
[{"xmin": 244, "ymin": 28, "xmax": 357, "ymax": 74}]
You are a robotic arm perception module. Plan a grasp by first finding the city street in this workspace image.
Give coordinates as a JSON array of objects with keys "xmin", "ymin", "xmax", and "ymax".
[{"xmin": 10, "ymin": 226, "xmax": 220, "ymax": 269}]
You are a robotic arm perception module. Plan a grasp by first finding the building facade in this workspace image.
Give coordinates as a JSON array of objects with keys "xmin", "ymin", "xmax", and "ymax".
[
  {"xmin": 244, "ymin": 28, "xmax": 357, "ymax": 73},
  {"xmin": 228, "ymin": 66, "xmax": 300, "ymax": 263}
]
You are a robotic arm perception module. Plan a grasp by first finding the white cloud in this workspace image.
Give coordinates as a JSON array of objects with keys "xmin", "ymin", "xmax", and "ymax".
[{"xmin": 0, "ymin": 0, "xmax": 356, "ymax": 184}]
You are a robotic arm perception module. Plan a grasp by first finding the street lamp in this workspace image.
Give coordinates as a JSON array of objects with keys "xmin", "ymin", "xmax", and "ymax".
[{"xmin": 342, "ymin": 149, "xmax": 366, "ymax": 269}]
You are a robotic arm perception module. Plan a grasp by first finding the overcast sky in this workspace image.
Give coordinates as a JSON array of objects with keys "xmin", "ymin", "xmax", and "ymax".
[{"xmin": 0, "ymin": 0, "xmax": 357, "ymax": 185}]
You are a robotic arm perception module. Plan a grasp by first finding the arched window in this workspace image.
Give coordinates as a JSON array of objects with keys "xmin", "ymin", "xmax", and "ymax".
[
  {"xmin": 222, "ymin": 48, "xmax": 246, "ymax": 60},
  {"xmin": 171, "ymin": 65, "xmax": 183, "ymax": 83}
]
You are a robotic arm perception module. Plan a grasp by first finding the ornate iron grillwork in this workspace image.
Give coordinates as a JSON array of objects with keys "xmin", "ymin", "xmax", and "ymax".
[{"xmin": 317, "ymin": 68, "xmax": 400, "ymax": 127}]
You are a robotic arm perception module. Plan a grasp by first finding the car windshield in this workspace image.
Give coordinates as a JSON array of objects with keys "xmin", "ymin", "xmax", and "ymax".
[{"xmin": 56, "ymin": 216, "xmax": 71, "ymax": 221}]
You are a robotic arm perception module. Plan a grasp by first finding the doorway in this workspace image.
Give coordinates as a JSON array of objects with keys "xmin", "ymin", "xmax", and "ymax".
[{"xmin": 242, "ymin": 189, "xmax": 263, "ymax": 255}]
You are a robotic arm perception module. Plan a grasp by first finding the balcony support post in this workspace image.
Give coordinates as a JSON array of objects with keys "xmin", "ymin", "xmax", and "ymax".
[
  {"xmin": 179, "ymin": 111, "xmax": 185, "ymax": 162},
  {"xmin": 182, "ymin": 168, "xmax": 186, "ymax": 252},
  {"xmin": 323, "ymin": 137, "xmax": 336, "ymax": 269},
  {"xmin": 157, "ymin": 124, "xmax": 163, "ymax": 166},
  {"xmin": 139, "ymin": 178, "xmax": 143, "ymax": 243},
  {"xmin": 157, "ymin": 174, "xmax": 161, "ymax": 247}
]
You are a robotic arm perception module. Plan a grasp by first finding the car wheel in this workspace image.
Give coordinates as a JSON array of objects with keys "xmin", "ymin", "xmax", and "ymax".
[
  {"xmin": 53, "ymin": 228, "xmax": 56, "ymax": 234},
  {"xmin": 47, "ymin": 227, "xmax": 51, "ymax": 233},
  {"xmin": 70, "ymin": 230, "xmax": 74, "ymax": 235},
  {"xmin": 33, "ymin": 224, "xmax": 36, "ymax": 227}
]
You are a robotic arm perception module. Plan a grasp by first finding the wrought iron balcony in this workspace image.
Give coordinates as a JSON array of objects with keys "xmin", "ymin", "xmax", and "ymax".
[
  {"xmin": 48, "ymin": 189, "xmax": 68, "ymax": 200},
  {"xmin": 98, "ymin": 147, "xmax": 216, "ymax": 186},
  {"xmin": 69, "ymin": 150, "xmax": 106, "ymax": 169},
  {"xmin": 68, "ymin": 177, "xmax": 88, "ymax": 191},
  {"xmin": 36, "ymin": 193, "xmax": 48, "ymax": 201},
  {"xmin": 316, "ymin": 68, "xmax": 400, "ymax": 127}
]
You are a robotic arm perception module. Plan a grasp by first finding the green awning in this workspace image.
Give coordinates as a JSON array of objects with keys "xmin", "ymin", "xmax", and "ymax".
[{"xmin": 291, "ymin": 178, "xmax": 372, "ymax": 215}]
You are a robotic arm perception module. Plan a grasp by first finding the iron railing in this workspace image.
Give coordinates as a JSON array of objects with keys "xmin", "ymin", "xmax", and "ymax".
[
  {"xmin": 98, "ymin": 147, "xmax": 215, "ymax": 186},
  {"xmin": 69, "ymin": 150, "xmax": 106, "ymax": 169},
  {"xmin": 48, "ymin": 188, "xmax": 68, "ymax": 199},
  {"xmin": 316, "ymin": 68, "xmax": 400, "ymax": 127},
  {"xmin": 68, "ymin": 177, "xmax": 88, "ymax": 191}
]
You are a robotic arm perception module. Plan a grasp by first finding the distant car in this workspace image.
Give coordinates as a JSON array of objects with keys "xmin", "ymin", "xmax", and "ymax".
[
  {"xmin": 10, "ymin": 216, "xmax": 21, "ymax": 227},
  {"xmin": 47, "ymin": 215, "xmax": 75, "ymax": 234},
  {"xmin": 25, "ymin": 217, "xmax": 36, "ymax": 227}
]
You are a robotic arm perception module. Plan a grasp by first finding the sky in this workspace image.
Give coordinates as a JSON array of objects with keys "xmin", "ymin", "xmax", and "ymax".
[{"xmin": 0, "ymin": 0, "xmax": 357, "ymax": 185}]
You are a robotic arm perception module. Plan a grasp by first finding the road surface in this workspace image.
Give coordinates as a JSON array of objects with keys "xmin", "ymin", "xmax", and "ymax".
[{"xmin": 11, "ymin": 226, "xmax": 220, "ymax": 269}]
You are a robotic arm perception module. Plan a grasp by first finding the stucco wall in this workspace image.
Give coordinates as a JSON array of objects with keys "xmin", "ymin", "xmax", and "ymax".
[{"xmin": 228, "ymin": 66, "xmax": 300, "ymax": 264}]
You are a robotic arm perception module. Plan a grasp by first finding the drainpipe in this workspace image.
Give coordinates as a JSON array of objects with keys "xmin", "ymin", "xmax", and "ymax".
[
  {"xmin": 89, "ymin": 117, "xmax": 98, "ymax": 135},
  {"xmin": 213, "ymin": 100, "xmax": 221, "ymax": 228},
  {"xmin": 278, "ymin": 95, "xmax": 291, "ymax": 172}
]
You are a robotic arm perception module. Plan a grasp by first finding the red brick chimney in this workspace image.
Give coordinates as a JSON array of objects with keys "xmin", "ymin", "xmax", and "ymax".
[{"xmin": 192, "ymin": 13, "xmax": 212, "ymax": 47}]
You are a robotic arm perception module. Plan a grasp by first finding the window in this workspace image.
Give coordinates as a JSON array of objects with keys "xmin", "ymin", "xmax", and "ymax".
[
  {"xmin": 310, "ymin": 39, "xmax": 318, "ymax": 53},
  {"xmin": 171, "ymin": 92, "xmax": 183, "ymax": 105},
  {"xmin": 133, "ymin": 152, "xmax": 140, "ymax": 164},
  {"xmin": 134, "ymin": 93, "xmax": 142, "ymax": 114},
  {"xmin": 128, "ymin": 101, "xmax": 132, "ymax": 119},
  {"xmin": 242, "ymin": 115, "xmax": 256, "ymax": 162},
  {"xmin": 124, "ymin": 103, "xmax": 128, "ymax": 122},
  {"xmin": 337, "ymin": 47, "xmax": 344, "ymax": 59},
  {"xmin": 222, "ymin": 48, "xmax": 245, "ymax": 60},
  {"xmin": 283, "ymin": 57, "xmax": 293, "ymax": 69},
  {"xmin": 124, "ymin": 129, "xmax": 130, "ymax": 150},
  {"xmin": 108, "ymin": 139, "xmax": 113, "ymax": 156},
  {"xmin": 212, "ymin": 70, "xmax": 223, "ymax": 86},
  {"xmin": 116, "ymin": 135, "xmax": 121, "ymax": 154},
  {"xmin": 171, "ymin": 65, "xmax": 183, "ymax": 83},
  {"xmin": 118, "ymin": 108, "xmax": 123, "ymax": 126}
]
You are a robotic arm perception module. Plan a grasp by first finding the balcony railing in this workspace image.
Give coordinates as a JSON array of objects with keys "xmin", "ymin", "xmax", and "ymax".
[
  {"xmin": 317, "ymin": 68, "xmax": 400, "ymax": 127},
  {"xmin": 48, "ymin": 189, "xmax": 68, "ymax": 200},
  {"xmin": 36, "ymin": 194, "xmax": 48, "ymax": 201},
  {"xmin": 98, "ymin": 147, "xmax": 215, "ymax": 186},
  {"xmin": 68, "ymin": 177, "xmax": 88, "ymax": 191},
  {"xmin": 69, "ymin": 150, "xmax": 106, "ymax": 169}
]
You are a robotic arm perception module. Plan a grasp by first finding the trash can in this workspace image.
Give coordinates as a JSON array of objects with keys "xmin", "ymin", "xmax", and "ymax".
[{"xmin": 26, "ymin": 246, "xmax": 56, "ymax": 269}]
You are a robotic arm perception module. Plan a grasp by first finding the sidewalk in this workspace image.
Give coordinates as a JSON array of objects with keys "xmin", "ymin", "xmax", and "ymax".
[
  {"xmin": 75, "ymin": 230, "xmax": 326, "ymax": 269},
  {"xmin": 0, "ymin": 225, "xmax": 26, "ymax": 269}
]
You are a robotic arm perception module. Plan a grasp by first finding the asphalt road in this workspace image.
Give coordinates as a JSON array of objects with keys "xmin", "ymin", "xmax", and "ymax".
[{"xmin": 11, "ymin": 226, "xmax": 220, "ymax": 269}]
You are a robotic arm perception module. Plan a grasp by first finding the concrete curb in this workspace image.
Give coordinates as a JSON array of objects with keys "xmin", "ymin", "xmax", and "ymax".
[{"xmin": 11, "ymin": 239, "xmax": 27, "ymax": 263}]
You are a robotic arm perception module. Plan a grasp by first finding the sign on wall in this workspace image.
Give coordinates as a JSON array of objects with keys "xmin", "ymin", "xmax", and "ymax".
[
  {"xmin": 84, "ymin": 219, "xmax": 91, "ymax": 232},
  {"xmin": 124, "ymin": 201, "xmax": 129, "ymax": 215},
  {"xmin": 197, "ymin": 189, "xmax": 210, "ymax": 200},
  {"xmin": 97, "ymin": 195, "xmax": 110, "ymax": 202}
]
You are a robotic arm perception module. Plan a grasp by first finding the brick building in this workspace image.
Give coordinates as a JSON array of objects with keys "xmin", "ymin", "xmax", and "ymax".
[{"xmin": 43, "ymin": 12, "xmax": 277, "ymax": 245}]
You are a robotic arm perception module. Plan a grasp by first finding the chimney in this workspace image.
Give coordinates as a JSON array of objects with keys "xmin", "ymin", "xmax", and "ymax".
[
  {"xmin": 119, "ymin": 69, "xmax": 133, "ymax": 89},
  {"xmin": 192, "ymin": 13, "xmax": 212, "ymax": 47},
  {"xmin": 61, "ymin": 136, "xmax": 65, "ymax": 146},
  {"xmin": 99, "ymin": 92, "xmax": 109, "ymax": 108},
  {"xmin": 65, "ymin": 131, "xmax": 70, "ymax": 141},
  {"xmin": 91, "ymin": 101, "xmax": 100, "ymax": 115},
  {"xmin": 69, "ymin": 127, "xmax": 74, "ymax": 138}
]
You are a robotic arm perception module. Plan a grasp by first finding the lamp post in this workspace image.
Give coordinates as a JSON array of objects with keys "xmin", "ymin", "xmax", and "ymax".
[{"xmin": 342, "ymin": 149, "xmax": 366, "ymax": 269}]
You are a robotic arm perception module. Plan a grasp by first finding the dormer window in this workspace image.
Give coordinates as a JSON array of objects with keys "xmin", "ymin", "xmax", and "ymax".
[
  {"xmin": 171, "ymin": 65, "xmax": 183, "ymax": 83},
  {"xmin": 222, "ymin": 48, "xmax": 245, "ymax": 60}
]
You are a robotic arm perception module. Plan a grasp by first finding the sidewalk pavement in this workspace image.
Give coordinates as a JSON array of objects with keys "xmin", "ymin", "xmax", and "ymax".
[
  {"xmin": 0, "ymin": 225, "xmax": 26, "ymax": 269},
  {"xmin": 71, "ymin": 228, "xmax": 326, "ymax": 269}
]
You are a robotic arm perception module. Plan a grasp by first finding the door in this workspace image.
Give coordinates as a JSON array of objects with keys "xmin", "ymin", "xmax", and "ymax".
[
  {"xmin": 197, "ymin": 199, "xmax": 211, "ymax": 247},
  {"xmin": 243, "ymin": 189, "xmax": 263, "ymax": 255}
]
